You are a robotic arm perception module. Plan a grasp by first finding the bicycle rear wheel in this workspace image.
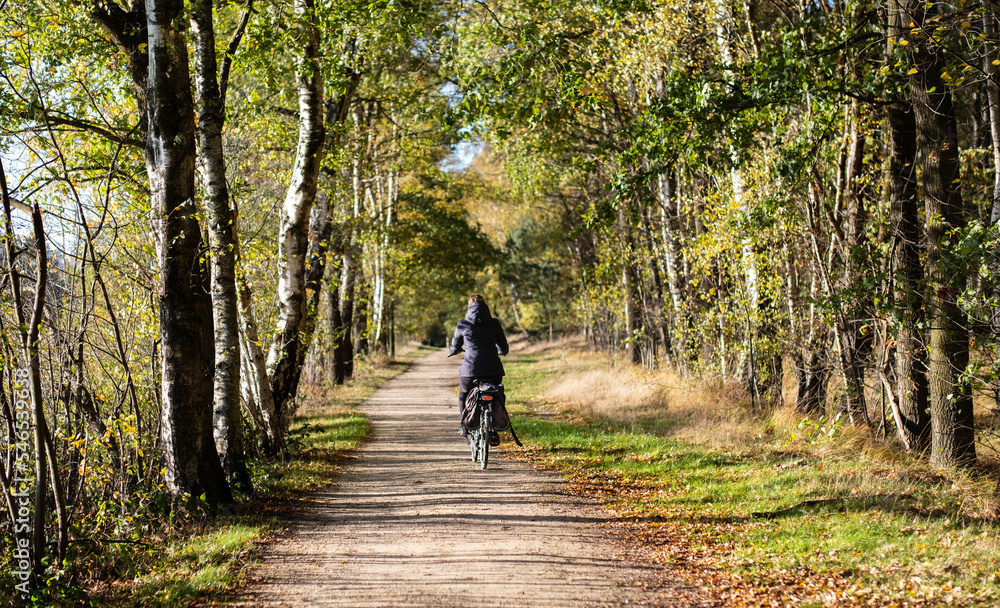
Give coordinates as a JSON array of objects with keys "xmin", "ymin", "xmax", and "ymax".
[
  {"xmin": 480, "ymin": 411, "xmax": 492, "ymax": 470},
  {"xmin": 469, "ymin": 403, "xmax": 482, "ymax": 461}
]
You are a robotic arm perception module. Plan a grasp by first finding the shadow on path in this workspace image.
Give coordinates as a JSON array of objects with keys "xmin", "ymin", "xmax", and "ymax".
[{"xmin": 233, "ymin": 349, "xmax": 708, "ymax": 608}]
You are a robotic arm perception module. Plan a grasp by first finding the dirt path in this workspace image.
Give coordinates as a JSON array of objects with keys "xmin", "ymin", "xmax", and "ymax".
[{"xmin": 234, "ymin": 349, "xmax": 707, "ymax": 607}]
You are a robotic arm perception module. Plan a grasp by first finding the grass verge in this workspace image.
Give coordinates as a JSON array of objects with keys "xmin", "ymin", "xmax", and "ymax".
[
  {"xmin": 503, "ymin": 338, "xmax": 1000, "ymax": 607},
  {"xmin": 73, "ymin": 345, "xmax": 434, "ymax": 608}
]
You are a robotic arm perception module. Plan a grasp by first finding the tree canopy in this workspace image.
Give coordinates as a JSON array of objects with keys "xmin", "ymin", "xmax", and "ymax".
[{"xmin": 3, "ymin": 0, "xmax": 1000, "ymax": 599}]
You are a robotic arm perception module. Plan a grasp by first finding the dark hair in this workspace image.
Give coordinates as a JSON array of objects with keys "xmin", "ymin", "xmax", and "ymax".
[{"xmin": 468, "ymin": 294, "xmax": 485, "ymax": 305}]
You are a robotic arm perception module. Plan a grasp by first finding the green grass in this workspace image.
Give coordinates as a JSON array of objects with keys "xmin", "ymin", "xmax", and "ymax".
[
  {"xmin": 128, "ymin": 523, "xmax": 262, "ymax": 607},
  {"xmin": 503, "ymin": 345, "xmax": 1000, "ymax": 607}
]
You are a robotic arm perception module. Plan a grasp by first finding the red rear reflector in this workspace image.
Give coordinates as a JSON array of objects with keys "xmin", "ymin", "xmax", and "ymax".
[{"xmin": 482, "ymin": 395, "xmax": 493, "ymax": 400}]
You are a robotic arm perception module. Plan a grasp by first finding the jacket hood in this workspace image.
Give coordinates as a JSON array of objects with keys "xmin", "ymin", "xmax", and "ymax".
[{"xmin": 465, "ymin": 301, "xmax": 493, "ymax": 325}]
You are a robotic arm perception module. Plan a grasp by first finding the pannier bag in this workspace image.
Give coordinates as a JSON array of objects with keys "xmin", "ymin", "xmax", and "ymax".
[{"xmin": 462, "ymin": 382, "xmax": 511, "ymax": 431}]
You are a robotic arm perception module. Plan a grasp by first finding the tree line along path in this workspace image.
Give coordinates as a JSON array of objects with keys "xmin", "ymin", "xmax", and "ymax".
[{"xmin": 233, "ymin": 349, "xmax": 709, "ymax": 607}]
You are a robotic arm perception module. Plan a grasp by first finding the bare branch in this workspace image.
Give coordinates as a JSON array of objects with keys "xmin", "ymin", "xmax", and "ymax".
[
  {"xmin": 27, "ymin": 108, "xmax": 144, "ymax": 149},
  {"xmin": 220, "ymin": 0, "xmax": 255, "ymax": 107}
]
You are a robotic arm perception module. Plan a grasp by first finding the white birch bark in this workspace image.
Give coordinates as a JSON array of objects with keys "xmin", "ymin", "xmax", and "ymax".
[
  {"xmin": 986, "ymin": 10, "xmax": 1000, "ymax": 224},
  {"xmin": 191, "ymin": 0, "xmax": 250, "ymax": 490},
  {"xmin": 266, "ymin": 0, "xmax": 325, "ymax": 422},
  {"xmin": 714, "ymin": 0, "xmax": 757, "ymax": 305},
  {"xmin": 146, "ymin": 0, "xmax": 232, "ymax": 505},
  {"xmin": 239, "ymin": 275, "xmax": 281, "ymax": 453},
  {"xmin": 657, "ymin": 172, "xmax": 685, "ymax": 315}
]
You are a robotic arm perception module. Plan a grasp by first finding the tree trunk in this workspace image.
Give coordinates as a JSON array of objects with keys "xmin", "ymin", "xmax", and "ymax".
[
  {"xmin": 266, "ymin": 0, "xmax": 325, "ymax": 429},
  {"xmin": 4, "ymin": 200, "xmax": 52, "ymax": 580},
  {"xmin": 618, "ymin": 204, "xmax": 643, "ymax": 365},
  {"xmin": 796, "ymin": 349, "xmax": 831, "ymax": 414},
  {"xmin": 27, "ymin": 206, "xmax": 50, "ymax": 580},
  {"xmin": 0, "ymin": 165, "xmax": 26, "ymax": 550},
  {"xmin": 335, "ymin": 250, "xmax": 357, "ymax": 382},
  {"xmin": 833, "ymin": 106, "xmax": 871, "ymax": 427},
  {"xmin": 389, "ymin": 299, "xmax": 396, "ymax": 356},
  {"xmin": 326, "ymin": 259, "xmax": 344, "ymax": 384},
  {"xmin": 372, "ymin": 168, "xmax": 394, "ymax": 347},
  {"xmin": 904, "ymin": 0, "xmax": 975, "ymax": 467},
  {"xmin": 623, "ymin": 262, "xmax": 642, "ymax": 365},
  {"xmin": 887, "ymin": 104, "xmax": 931, "ymax": 452},
  {"xmin": 658, "ymin": 169, "xmax": 687, "ymax": 370},
  {"xmin": 986, "ymin": 7, "xmax": 1000, "ymax": 225},
  {"xmin": 786, "ymin": 243, "xmax": 829, "ymax": 413},
  {"xmin": 147, "ymin": 0, "xmax": 232, "ymax": 506},
  {"xmin": 294, "ymin": 82, "xmax": 359, "ymax": 384},
  {"xmin": 883, "ymin": 0, "xmax": 931, "ymax": 453},
  {"xmin": 90, "ymin": 1, "xmax": 148, "ymax": 137},
  {"xmin": 640, "ymin": 205, "xmax": 670, "ymax": 366},
  {"xmin": 237, "ymin": 277, "xmax": 281, "ymax": 454},
  {"xmin": 983, "ymin": 6, "xmax": 1000, "ymax": 413},
  {"xmin": 41, "ymin": 421, "xmax": 68, "ymax": 563},
  {"xmin": 509, "ymin": 282, "xmax": 523, "ymax": 327},
  {"xmin": 354, "ymin": 266, "xmax": 369, "ymax": 356},
  {"xmin": 288, "ymin": 193, "xmax": 333, "ymax": 397},
  {"xmin": 191, "ymin": 0, "xmax": 252, "ymax": 494}
]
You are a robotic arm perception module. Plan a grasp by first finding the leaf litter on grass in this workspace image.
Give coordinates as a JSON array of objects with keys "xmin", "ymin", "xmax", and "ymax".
[{"xmin": 503, "ymin": 346, "xmax": 1000, "ymax": 608}]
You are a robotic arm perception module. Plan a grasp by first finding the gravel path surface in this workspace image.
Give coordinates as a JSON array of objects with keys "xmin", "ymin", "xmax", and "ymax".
[{"xmin": 234, "ymin": 349, "xmax": 708, "ymax": 607}]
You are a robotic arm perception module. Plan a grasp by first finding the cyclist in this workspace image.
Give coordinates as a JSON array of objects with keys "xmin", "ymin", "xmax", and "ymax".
[{"xmin": 449, "ymin": 294, "xmax": 509, "ymax": 438}]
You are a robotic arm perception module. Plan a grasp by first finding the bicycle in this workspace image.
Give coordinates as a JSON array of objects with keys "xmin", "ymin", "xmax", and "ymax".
[{"xmin": 465, "ymin": 380, "xmax": 502, "ymax": 470}]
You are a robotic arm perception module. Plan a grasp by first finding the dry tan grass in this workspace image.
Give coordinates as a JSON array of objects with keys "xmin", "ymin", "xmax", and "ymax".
[
  {"xmin": 535, "ymin": 346, "xmax": 764, "ymax": 449},
  {"xmin": 511, "ymin": 332, "xmax": 582, "ymax": 355},
  {"xmin": 533, "ymin": 339, "xmax": 930, "ymax": 457},
  {"xmin": 522, "ymin": 337, "xmax": 1000, "ymax": 526}
]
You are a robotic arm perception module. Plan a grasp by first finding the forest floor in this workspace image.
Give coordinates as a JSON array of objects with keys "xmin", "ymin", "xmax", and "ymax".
[{"xmin": 229, "ymin": 348, "xmax": 709, "ymax": 608}]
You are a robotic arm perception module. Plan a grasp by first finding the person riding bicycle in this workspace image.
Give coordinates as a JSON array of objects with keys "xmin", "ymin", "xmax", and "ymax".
[{"xmin": 449, "ymin": 294, "xmax": 509, "ymax": 437}]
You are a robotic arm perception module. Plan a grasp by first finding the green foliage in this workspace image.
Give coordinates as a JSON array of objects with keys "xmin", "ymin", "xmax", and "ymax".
[{"xmin": 392, "ymin": 174, "xmax": 501, "ymax": 338}]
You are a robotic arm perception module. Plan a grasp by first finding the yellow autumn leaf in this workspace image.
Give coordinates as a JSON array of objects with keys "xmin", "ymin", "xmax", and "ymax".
[
  {"xmin": 907, "ymin": 68, "xmax": 919, "ymax": 75},
  {"xmin": 11, "ymin": 30, "xmax": 24, "ymax": 38}
]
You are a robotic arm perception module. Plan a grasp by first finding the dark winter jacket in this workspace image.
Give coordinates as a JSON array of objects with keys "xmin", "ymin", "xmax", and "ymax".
[{"xmin": 449, "ymin": 301, "xmax": 509, "ymax": 378}]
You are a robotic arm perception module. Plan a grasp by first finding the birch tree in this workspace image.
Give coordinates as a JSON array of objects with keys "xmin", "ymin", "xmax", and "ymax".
[
  {"xmin": 191, "ymin": 0, "xmax": 253, "ymax": 491},
  {"xmin": 265, "ymin": 0, "xmax": 325, "ymax": 434},
  {"xmin": 146, "ymin": 0, "xmax": 232, "ymax": 505}
]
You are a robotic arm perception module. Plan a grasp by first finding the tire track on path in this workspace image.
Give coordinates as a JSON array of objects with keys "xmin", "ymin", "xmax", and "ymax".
[{"xmin": 234, "ymin": 349, "xmax": 708, "ymax": 607}]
